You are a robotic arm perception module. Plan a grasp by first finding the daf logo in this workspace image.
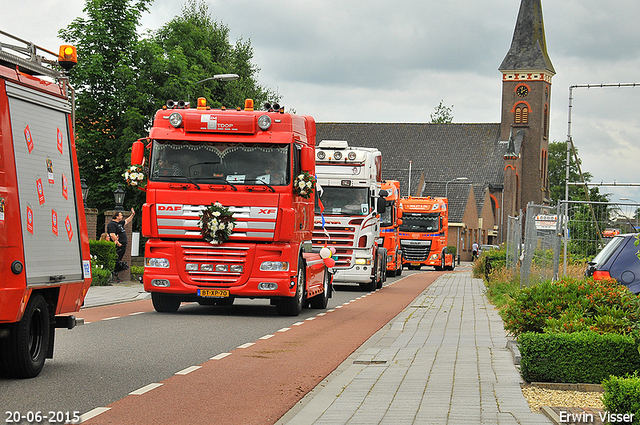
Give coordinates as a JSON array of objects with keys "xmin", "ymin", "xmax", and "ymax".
[
  {"xmin": 259, "ymin": 208, "xmax": 276, "ymax": 215},
  {"xmin": 157, "ymin": 204, "xmax": 183, "ymax": 213}
]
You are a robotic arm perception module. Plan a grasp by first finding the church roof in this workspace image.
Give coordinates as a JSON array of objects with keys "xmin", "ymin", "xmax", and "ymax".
[
  {"xmin": 315, "ymin": 122, "xmax": 507, "ymax": 222},
  {"xmin": 499, "ymin": 0, "xmax": 555, "ymax": 74}
]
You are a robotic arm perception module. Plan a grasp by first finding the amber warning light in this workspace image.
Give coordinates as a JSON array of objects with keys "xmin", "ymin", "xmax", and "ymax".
[{"xmin": 58, "ymin": 45, "xmax": 77, "ymax": 71}]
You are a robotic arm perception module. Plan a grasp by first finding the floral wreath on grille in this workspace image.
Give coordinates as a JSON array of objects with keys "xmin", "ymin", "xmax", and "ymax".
[
  {"xmin": 198, "ymin": 202, "xmax": 236, "ymax": 244},
  {"xmin": 293, "ymin": 171, "xmax": 316, "ymax": 199},
  {"xmin": 123, "ymin": 164, "xmax": 146, "ymax": 188}
]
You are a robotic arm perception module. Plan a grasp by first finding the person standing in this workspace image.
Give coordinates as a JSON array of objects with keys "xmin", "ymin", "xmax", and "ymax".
[
  {"xmin": 472, "ymin": 241, "xmax": 479, "ymax": 262},
  {"xmin": 107, "ymin": 208, "xmax": 135, "ymax": 279}
]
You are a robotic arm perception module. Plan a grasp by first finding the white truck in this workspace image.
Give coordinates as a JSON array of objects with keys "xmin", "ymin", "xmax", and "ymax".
[{"xmin": 312, "ymin": 140, "xmax": 387, "ymax": 290}]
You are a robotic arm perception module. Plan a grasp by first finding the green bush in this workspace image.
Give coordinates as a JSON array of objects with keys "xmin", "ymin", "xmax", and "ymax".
[
  {"xmin": 131, "ymin": 265, "xmax": 144, "ymax": 275},
  {"xmin": 500, "ymin": 277, "xmax": 640, "ymax": 336},
  {"xmin": 89, "ymin": 240, "xmax": 117, "ymax": 272},
  {"xmin": 473, "ymin": 248, "xmax": 506, "ymax": 280},
  {"xmin": 91, "ymin": 267, "xmax": 112, "ymax": 286},
  {"xmin": 519, "ymin": 331, "xmax": 640, "ymax": 384},
  {"xmin": 602, "ymin": 373, "xmax": 640, "ymax": 424}
]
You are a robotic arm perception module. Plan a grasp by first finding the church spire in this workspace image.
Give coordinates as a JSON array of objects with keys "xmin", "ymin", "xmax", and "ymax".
[{"xmin": 499, "ymin": 0, "xmax": 555, "ymax": 75}]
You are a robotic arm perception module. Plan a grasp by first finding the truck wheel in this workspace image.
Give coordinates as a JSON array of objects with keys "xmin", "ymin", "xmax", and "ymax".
[
  {"xmin": 309, "ymin": 270, "xmax": 331, "ymax": 309},
  {"xmin": 151, "ymin": 293, "xmax": 181, "ymax": 313},
  {"xmin": 276, "ymin": 261, "xmax": 305, "ymax": 316},
  {"xmin": 0, "ymin": 294, "xmax": 50, "ymax": 378}
]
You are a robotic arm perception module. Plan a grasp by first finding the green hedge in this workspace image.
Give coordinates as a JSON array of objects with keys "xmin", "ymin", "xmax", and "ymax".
[
  {"xmin": 89, "ymin": 240, "xmax": 117, "ymax": 286},
  {"xmin": 89, "ymin": 240, "xmax": 117, "ymax": 271},
  {"xmin": 602, "ymin": 373, "xmax": 640, "ymax": 424},
  {"xmin": 519, "ymin": 331, "xmax": 640, "ymax": 384}
]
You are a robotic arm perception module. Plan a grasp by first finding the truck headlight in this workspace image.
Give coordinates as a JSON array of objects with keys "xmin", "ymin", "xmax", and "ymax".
[
  {"xmin": 146, "ymin": 258, "xmax": 170, "ymax": 268},
  {"xmin": 260, "ymin": 261, "xmax": 289, "ymax": 271},
  {"xmin": 355, "ymin": 258, "xmax": 370, "ymax": 265}
]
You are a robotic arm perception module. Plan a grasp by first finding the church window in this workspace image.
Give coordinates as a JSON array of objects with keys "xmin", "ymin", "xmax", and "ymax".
[
  {"xmin": 514, "ymin": 104, "xmax": 528, "ymax": 125},
  {"xmin": 543, "ymin": 104, "xmax": 549, "ymax": 139}
]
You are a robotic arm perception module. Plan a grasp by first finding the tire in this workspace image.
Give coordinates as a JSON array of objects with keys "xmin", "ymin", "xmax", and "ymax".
[
  {"xmin": 277, "ymin": 260, "xmax": 305, "ymax": 316},
  {"xmin": 0, "ymin": 294, "xmax": 50, "ymax": 378},
  {"xmin": 151, "ymin": 292, "xmax": 181, "ymax": 313},
  {"xmin": 309, "ymin": 270, "xmax": 330, "ymax": 309}
]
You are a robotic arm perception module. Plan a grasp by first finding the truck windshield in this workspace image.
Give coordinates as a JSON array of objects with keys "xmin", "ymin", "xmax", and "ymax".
[
  {"xmin": 149, "ymin": 141, "xmax": 290, "ymax": 185},
  {"xmin": 316, "ymin": 187, "xmax": 369, "ymax": 216},
  {"xmin": 399, "ymin": 212, "xmax": 440, "ymax": 232}
]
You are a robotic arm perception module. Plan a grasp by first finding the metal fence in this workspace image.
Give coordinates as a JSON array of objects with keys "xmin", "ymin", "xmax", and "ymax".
[{"xmin": 504, "ymin": 200, "xmax": 640, "ymax": 287}]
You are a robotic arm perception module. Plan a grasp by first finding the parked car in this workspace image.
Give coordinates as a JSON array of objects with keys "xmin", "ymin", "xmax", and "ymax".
[{"xmin": 585, "ymin": 233, "xmax": 640, "ymax": 294}]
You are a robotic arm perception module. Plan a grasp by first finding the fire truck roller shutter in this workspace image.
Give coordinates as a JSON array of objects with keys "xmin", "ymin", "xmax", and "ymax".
[{"xmin": 6, "ymin": 82, "xmax": 84, "ymax": 286}]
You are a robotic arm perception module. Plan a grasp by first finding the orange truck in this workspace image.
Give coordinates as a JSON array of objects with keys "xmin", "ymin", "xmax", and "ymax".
[
  {"xmin": 0, "ymin": 31, "xmax": 91, "ymax": 378},
  {"xmin": 398, "ymin": 196, "xmax": 455, "ymax": 271},
  {"xmin": 130, "ymin": 98, "xmax": 331, "ymax": 316},
  {"xmin": 380, "ymin": 180, "xmax": 403, "ymax": 276}
]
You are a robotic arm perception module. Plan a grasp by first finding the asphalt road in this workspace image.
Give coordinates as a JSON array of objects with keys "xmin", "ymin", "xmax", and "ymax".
[{"xmin": 0, "ymin": 270, "xmax": 436, "ymax": 424}]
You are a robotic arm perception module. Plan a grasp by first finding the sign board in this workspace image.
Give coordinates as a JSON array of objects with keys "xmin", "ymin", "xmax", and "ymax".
[{"xmin": 535, "ymin": 214, "xmax": 558, "ymax": 230}]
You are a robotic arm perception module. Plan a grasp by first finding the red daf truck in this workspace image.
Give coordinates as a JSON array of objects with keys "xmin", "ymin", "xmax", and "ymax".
[
  {"xmin": 398, "ymin": 196, "xmax": 455, "ymax": 271},
  {"xmin": 380, "ymin": 180, "xmax": 403, "ymax": 276},
  {"xmin": 130, "ymin": 98, "xmax": 331, "ymax": 316},
  {"xmin": 0, "ymin": 31, "xmax": 91, "ymax": 378}
]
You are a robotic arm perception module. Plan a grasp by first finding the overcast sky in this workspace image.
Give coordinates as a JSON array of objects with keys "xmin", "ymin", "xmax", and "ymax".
[{"xmin": 3, "ymin": 0, "xmax": 640, "ymax": 208}]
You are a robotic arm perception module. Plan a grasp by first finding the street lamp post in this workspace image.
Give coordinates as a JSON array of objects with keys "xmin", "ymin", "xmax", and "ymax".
[
  {"xmin": 196, "ymin": 74, "xmax": 240, "ymax": 84},
  {"xmin": 620, "ymin": 198, "xmax": 639, "ymax": 232},
  {"xmin": 445, "ymin": 177, "xmax": 469, "ymax": 199},
  {"xmin": 80, "ymin": 178, "xmax": 89, "ymax": 206},
  {"xmin": 113, "ymin": 184, "xmax": 125, "ymax": 211}
]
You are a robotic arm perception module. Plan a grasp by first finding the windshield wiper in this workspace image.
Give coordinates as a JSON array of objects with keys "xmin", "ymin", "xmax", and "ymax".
[
  {"xmin": 174, "ymin": 174, "xmax": 201, "ymax": 190},
  {"xmin": 204, "ymin": 178, "xmax": 238, "ymax": 191},
  {"xmin": 244, "ymin": 179, "xmax": 275, "ymax": 193}
]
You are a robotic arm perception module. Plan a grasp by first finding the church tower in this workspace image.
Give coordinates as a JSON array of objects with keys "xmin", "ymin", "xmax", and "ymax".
[{"xmin": 499, "ymin": 0, "xmax": 555, "ymax": 217}]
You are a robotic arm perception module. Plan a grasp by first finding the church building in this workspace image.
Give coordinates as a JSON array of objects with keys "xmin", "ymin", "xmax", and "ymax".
[{"xmin": 315, "ymin": 0, "xmax": 555, "ymax": 261}]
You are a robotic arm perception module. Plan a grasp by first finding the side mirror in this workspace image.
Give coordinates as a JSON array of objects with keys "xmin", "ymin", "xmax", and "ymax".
[
  {"xmin": 301, "ymin": 145, "xmax": 315, "ymax": 172},
  {"xmin": 377, "ymin": 196, "xmax": 386, "ymax": 214},
  {"xmin": 131, "ymin": 139, "xmax": 145, "ymax": 166}
]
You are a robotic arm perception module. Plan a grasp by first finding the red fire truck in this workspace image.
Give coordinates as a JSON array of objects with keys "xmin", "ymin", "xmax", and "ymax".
[
  {"xmin": 0, "ymin": 31, "xmax": 91, "ymax": 378},
  {"xmin": 130, "ymin": 99, "xmax": 331, "ymax": 316},
  {"xmin": 381, "ymin": 180, "xmax": 403, "ymax": 276},
  {"xmin": 398, "ymin": 196, "xmax": 455, "ymax": 271}
]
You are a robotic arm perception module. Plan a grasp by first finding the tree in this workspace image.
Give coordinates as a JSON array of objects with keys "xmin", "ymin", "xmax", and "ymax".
[
  {"xmin": 430, "ymin": 99, "xmax": 453, "ymax": 123},
  {"xmin": 60, "ymin": 0, "xmax": 275, "ymax": 222},
  {"xmin": 548, "ymin": 140, "xmax": 609, "ymax": 204},
  {"xmin": 59, "ymin": 0, "xmax": 152, "ymax": 216}
]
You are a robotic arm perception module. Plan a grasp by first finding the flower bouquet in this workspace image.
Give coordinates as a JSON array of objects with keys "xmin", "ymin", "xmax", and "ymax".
[
  {"xmin": 123, "ymin": 164, "xmax": 146, "ymax": 188},
  {"xmin": 293, "ymin": 171, "xmax": 316, "ymax": 199},
  {"xmin": 198, "ymin": 202, "xmax": 236, "ymax": 244}
]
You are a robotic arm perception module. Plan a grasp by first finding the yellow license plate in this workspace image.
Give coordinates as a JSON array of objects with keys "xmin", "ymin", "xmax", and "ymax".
[
  {"xmin": 411, "ymin": 262, "xmax": 421, "ymax": 266},
  {"xmin": 198, "ymin": 289, "xmax": 230, "ymax": 298}
]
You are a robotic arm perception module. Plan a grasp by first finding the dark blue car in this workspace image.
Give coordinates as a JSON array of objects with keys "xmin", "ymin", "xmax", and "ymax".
[{"xmin": 585, "ymin": 233, "xmax": 640, "ymax": 294}]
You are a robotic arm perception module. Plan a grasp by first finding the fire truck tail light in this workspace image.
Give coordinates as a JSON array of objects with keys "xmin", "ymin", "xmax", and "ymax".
[
  {"xmin": 260, "ymin": 261, "xmax": 289, "ymax": 271},
  {"xmin": 146, "ymin": 258, "xmax": 170, "ymax": 268},
  {"xmin": 258, "ymin": 115, "xmax": 271, "ymax": 130},
  {"xmin": 169, "ymin": 112, "xmax": 183, "ymax": 128}
]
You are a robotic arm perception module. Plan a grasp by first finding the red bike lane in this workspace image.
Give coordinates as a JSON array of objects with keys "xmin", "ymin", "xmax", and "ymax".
[{"xmin": 81, "ymin": 272, "xmax": 441, "ymax": 425}]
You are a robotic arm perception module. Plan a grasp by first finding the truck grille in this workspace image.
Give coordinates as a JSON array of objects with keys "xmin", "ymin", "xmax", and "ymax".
[
  {"xmin": 312, "ymin": 224, "xmax": 356, "ymax": 268},
  {"xmin": 400, "ymin": 240, "xmax": 432, "ymax": 261},
  {"xmin": 181, "ymin": 244, "xmax": 249, "ymax": 286},
  {"xmin": 157, "ymin": 204, "xmax": 276, "ymax": 241}
]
